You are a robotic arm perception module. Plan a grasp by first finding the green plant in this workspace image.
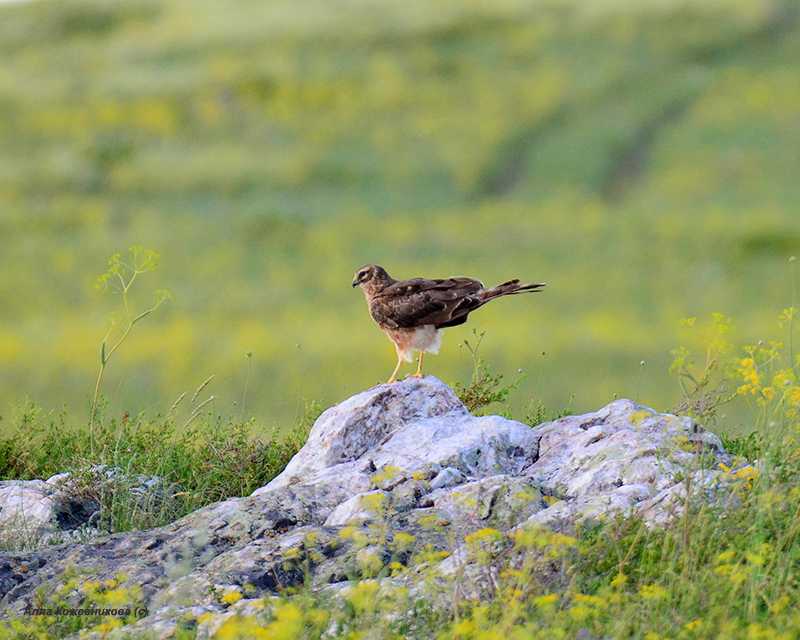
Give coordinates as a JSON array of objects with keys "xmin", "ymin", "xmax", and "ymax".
[
  {"xmin": 89, "ymin": 246, "xmax": 171, "ymax": 443},
  {"xmin": 669, "ymin": 314, "xmax": 738, "ymax": 426},
  {"xmin": 721, "ymin": 431, "xmax": 763, "ymax": 460},
  {"xmin": 241, "ymin": 351, "xmax": 254, "ymax": 420},
  {"xmin": 523, "ymin": 396, "xmax": 575, "ymax": 426},
  {"xmin": 169, "ymin": 374, "xmax": 216, "ymax": 429},
  {"xmin": 455, "ymin": 330, "xmax": 521, "ymax": 414}
]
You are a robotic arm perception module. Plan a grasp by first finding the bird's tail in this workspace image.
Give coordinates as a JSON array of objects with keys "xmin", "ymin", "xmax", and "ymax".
[{"xmin": 481, "ymin": 279, "xmax": 546, "ymax": 301}]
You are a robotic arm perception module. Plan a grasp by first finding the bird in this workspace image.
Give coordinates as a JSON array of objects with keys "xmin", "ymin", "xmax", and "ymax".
[{"xmin": 352, "ymin": 264, "xmax": 545, "ymax": 383}]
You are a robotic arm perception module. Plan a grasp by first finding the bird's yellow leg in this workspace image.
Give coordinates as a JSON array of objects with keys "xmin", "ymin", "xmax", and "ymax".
[
  {"xmin": 412, "ymin": 351, "xmax": 425, "ymax": 378},
  {"xmin": 387, "ymin": 351, "xmax": 403, "ymax": 384}
]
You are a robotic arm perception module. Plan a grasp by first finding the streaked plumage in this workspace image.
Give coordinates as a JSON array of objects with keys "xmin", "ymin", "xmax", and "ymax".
[{"xmin": 352, "ymin": 264, "xmax": 545, "ymax": 382}]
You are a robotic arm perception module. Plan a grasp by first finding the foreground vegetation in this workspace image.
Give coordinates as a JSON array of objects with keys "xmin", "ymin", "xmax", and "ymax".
[
  {"xmin": 2, "ymin": 0, "xmax": 799, "ymax": 425},
  {"xmin": 0, "ymin": 403, "xmax": 314, "ymax": 540},
  {"xmin": 2, "ymin": 305, "xmax": 799, "ymax": 638}
]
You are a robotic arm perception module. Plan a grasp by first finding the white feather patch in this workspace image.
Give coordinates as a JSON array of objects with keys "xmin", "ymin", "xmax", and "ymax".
[
  {"xmin": 389, "ymin": 325, "xmax": 444, "ymax": 361},
  {"xmin": 410, "ymin": 325, "xmax": 442, "ymax": 355},
  {"xmin": 426, "ymin": 328, "xmax": 443, "ymax": 354}
]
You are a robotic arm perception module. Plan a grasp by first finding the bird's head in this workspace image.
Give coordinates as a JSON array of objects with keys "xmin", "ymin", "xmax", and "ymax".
[{"xmin": 352, "ymin": 264, "xmax": 391, "ymax": 291}]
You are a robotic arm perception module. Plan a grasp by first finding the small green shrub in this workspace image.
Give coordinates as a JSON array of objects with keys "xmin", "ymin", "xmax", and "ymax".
[{"xmin": 455, "ymin": 331, "xmax": 520, "ymax": 414}]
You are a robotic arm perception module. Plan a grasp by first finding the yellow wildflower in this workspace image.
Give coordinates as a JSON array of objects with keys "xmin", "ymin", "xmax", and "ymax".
[
  {"xmin": 684, "ymin": 619, "xmax": 702, "ymax": 631},
  {"xmin": 639, "ymin": 584, "xmax": 668, "ymax": 600},
  {"xmin": 770, "ymin": 595, "xmax": 790, "ymax": 614},
  {"xmin": 465, "ymin": 528, "xmax": 504, "ymax": 545},
  {"xmin": 356, "ymin": 547, "xmax": 384, "ymax": 576},
  {"xmin": 569, "ymin": 604, "xmax": 592, "ymax": 621},
  {"xmin": 746, "ymin": 623, "xmax": 781, "ymax": 640},
  {"xmin": 714, "ymin": 563, "xmax": 750, "ymax": 586},
  {"xmin": 103, "ymin": 587, "xmax": 130, "ymax": 606},
  {"xmin": 360, "ymin": 492, "xmax": 387, "ymax": 514},
  {"xmin": 533, "ymin": 593, "xmax": 559, "ymax": 608},
  {"xmin": 221, "ymin": 590, "xmax": 243, "ymax": 605},
  {"xmin": 388, "ymin": 561, "xmax": 405, "ymax": 575},
  {"xmin": 81, "ymin": 580, "xmax": 101, "ymax": 594},
  {"xmin": 283, "ymin": 546, "xmax": 301, "ymax": 560},
  {"xmin": 779, "ymin": 306, "xmax": 797, "ymax": 327},
  {"xmin": 716, "ymin": 550, "xmax": 736, "ymax": 563},
  {"xmin": 611, "ymin": 572, "xmax": 628, "ymax": 589},
  {"xmin": 262, "ymin": 602, "xmax": 305, "ymax": 640},
  {"xmin": 772, "ymin": 369, "xmax": 795, "ymax": 388},
  {"xmin": 746, "ymin": 551, "xmax": 765, "ymax": 566},
  {"xmin": 574, "ymin": 593, "xmax": 606, "ymax": 608},
  {"xmin": 734, "ymin": 466, "xmax": 759, "ymax": 482},
  {"xmin": 197, "ymin": 612, "xmax": 217, "ymax": 624},
  {"xmin": 347, "ymin": 580, "xmax": 380, "ymax": 614},
  {"xmin": 216, "ymin": 614, "xmax": 270, "ymax": 640},
  {"xmin": 92, "ymin": 619, "xmax": 123, "ymax": 634},
  {"xmin": 465, "ymin": 528, "xmax": 504, "ymax": 563},
  {"xmin": 371, "ymin": 465, "xmax": 402, "ymax": 486},
  {"xmin": 392, "ymin": 531, "xmax": 416, "ymax": 551},
  {"xmin": 452, "ymin": 618, "xmax": 477, "ymax": 637}
]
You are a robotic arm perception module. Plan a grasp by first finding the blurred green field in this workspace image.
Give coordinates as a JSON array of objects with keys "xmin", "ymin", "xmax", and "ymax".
[{"xmin": 1, "ymin": 0, "xmax": 798, "ymax": 430}]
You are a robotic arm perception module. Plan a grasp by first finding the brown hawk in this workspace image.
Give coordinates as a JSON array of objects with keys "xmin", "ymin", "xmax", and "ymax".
[{"xmin": 352, "ymin": 264, "xmax": 545, "ymax": 383}]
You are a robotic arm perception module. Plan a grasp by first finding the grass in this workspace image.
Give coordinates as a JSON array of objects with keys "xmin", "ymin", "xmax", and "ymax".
[
  {"xmin": 0, "ymin": 401, "xmax": 316, "ymax": 540},
  {"xmin": 1, "ymin": 0, "xmax": 799, "ymax": 427}
]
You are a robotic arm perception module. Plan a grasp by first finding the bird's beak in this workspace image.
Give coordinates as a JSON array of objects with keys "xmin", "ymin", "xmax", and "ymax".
[{"xmin": 351, "ymin": 279, "xmax": 359, "ymax": 288}]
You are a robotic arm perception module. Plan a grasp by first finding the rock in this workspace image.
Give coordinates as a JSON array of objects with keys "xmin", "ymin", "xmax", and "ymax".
[
  {"xmin": 261, "ymin": 377, "xmax": 538, "ymax": 494},
  {"xmin": 0, "ymin": 466, "xmax": 173, "ymax": 552},
  {"xmin": 637, "ymin": 469, "xmax": 743, "ymax": 526},
  {"xmin": 429, "ymin": 475, "xmax": 546, "ymax": 534},
  {"xmin": 0, "ymin": 377, "xmax": 739, "ymax": 636},
  {"xmin": 430, "ymin": 467, "xmax": 466, "ymax": 490},
  {"xmin": 523, "ymin": 399, "xmax": 731, "ymax": 529},
  {"xmin": 87, "ymin": 464, "xmax": 174, "ymax": 502},
  {"xmin": 0, "ymin": 479, "xmax": 99, "ymax": 551},
  {"xmin": 324, "ymin": 490, "xmax": 386, "ymax": 527}
]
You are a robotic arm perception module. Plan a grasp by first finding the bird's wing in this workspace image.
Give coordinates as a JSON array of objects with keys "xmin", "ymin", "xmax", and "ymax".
[{"xmin": 370, "ymin": 277, "xmax": 484, "ymax": 329}]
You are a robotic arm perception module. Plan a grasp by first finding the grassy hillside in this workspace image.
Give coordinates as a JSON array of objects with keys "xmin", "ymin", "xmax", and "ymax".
[{"xmin": 1, "ymin": 0, "xmax": 799, "ymax": 429}]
